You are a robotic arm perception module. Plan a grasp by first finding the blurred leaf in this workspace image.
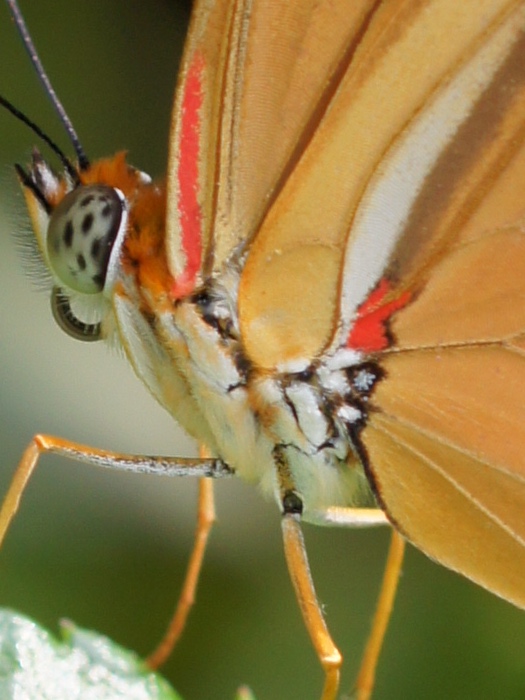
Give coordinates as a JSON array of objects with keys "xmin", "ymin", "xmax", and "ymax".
[
  {"xmin": 233, "ymin": 687, "xmax": 257, "ymax": 700},
  {"xmin": 0, "ymin": 609, "xmax": 181, "ymax": 700}
]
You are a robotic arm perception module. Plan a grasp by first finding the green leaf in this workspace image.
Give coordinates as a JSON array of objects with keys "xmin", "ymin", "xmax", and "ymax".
[{"xmin": 0, "ymin": 609, "xmax": 181, "ymax": 700}]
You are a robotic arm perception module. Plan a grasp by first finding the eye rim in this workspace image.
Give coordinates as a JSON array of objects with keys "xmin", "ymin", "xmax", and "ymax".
[{"xmin": 50, "ymin": 286, "xmax": 102, "ymax": 342}]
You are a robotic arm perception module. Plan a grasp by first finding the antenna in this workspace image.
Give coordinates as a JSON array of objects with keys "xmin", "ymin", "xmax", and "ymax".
[
  {"xmin": 1, "ymin": 95, "xmax": 80, "ymax": 185},
  {"xmin": 5, "ymin": 0, "xmax": 90, "ymax": 171}
]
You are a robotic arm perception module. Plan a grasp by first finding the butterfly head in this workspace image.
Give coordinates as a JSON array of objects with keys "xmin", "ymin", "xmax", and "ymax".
[{"xmin": 17, "ymin": 149, "xmax": 154, "ymax": 341}]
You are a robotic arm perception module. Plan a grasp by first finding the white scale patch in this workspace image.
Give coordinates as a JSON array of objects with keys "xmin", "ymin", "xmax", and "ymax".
[
  {"xmin": 316, "ymin": 369, "xmax": 349, "ymax": 395},
  {"xmin": 337, "ymin": 404, "xmax": 362, "ymax": 424},
  {"xmin": 324, "ymin": 348, "xmax": 362, "ymax": 371},
  {"xmin": 174, "ymin": 303, "xmax": 242, "ymax": 391},
  {"xmin": 352, "ymin": 368, "xmax": 376, "ymax": 393},
  {"xmin": 284, "ymin": 382, "xmax": 329, "ymax": 449}
]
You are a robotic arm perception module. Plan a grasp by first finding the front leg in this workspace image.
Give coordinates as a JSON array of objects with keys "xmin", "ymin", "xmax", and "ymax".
[{"xmin": 0, "ymin": 434, "xmax": 234, "ymax": 664}]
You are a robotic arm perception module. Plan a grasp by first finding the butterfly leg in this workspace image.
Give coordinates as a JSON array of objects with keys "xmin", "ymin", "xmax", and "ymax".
[
  {"xmin": 282, "ymin": 512, "xmax": 342, "ymax": 700},
  {"xmin": 353, "ymin": 529, "xmax": 405, "ymax": 700},
  {"xmin": 0, "ymin": 434, "xmax": 233, "ymax": 659},
  {"xmin": 311, "ymin": 506, "xmax": 404, "ymax": 699},
  {"xmin": 283, "ymin": 499, "xmax": 403, "ymax": 700},
  {"xmin": 146, "ymin": 449, "xmax": 216, "ymax": 667}
]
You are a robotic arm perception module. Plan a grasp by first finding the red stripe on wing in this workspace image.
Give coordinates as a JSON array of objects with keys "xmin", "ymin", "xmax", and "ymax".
[
  {"xmin": 171, "ymin": 53, "xmax": 205, "ymax": 299},
  {"xmin": 347, "ymin": 279, "xmax": 411, "ymax": 352}
]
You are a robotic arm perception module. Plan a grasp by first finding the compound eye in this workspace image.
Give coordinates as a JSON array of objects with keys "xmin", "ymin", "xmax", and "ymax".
[{"xmin": 47, "ymin": 184, "xmax": 124, "ymax": 294}]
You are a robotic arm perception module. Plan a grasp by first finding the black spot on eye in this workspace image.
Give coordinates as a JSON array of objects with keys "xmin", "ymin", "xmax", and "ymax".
[
  {"xmin": 63, "ymin": 220, "xmax": 74, "ymax": 247},
  {"xmin": 101, "ymin": 203, "xmax": 112, "ymax": 217},
  {"xmin": 92, "ymin": 273, "xmax": 104, "ymax": 288},
  {"xmin": 80, "ymin": 194, "xmax": 95, "ymax": 207},
  {"xmin": 77, "ymin": 254, "xmax": 86, "ymax": 271},
  {"xmin": 91, "ymin": 238, "xmax": 101, "ymax": 259},
  {"xmin": 82, "ymin": 213, "xmax": 94, "ymax": 234}
]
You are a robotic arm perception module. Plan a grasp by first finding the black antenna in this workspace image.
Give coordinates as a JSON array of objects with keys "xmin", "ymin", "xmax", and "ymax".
[
  {"xmin": 5, "ymin": 0, "xmax": 90, "ymax": 171},
  {"xmin": 1, "ymin": 95, "xmax": 80, "ymax": 185}
]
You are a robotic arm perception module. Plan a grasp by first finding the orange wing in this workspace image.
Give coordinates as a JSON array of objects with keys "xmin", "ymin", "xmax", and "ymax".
[
  {"xmin": 166, "ymin": 0, "xmax": 376, "ymax": 290},
  {"xmin": 364, "ymin": 224, "xmax": 525, "ymax": 608},
  {"xmin": 167, "ymin": 0, "xmax": 525, "ymax": 606},
  {"xmin": 347, "ymin": 5, "xmax": 525, "ymax": 606},
  {"xmin": 238, "ymin": 0, "xmax": 525, "ymax": 368},
  {"xmin": 227, "ymin": 0, "xmax": 525, "ymax": 605}
]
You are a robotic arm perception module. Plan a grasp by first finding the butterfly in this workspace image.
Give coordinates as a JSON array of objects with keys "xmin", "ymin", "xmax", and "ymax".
[{"xmin": 2, "ymin": 1, "xmax": 525, "ymax": 699}]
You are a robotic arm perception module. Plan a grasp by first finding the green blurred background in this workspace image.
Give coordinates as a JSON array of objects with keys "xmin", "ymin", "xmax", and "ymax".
[{"xmin": 0, "ymin": 3, "xmax": 525, "ymax": 699}]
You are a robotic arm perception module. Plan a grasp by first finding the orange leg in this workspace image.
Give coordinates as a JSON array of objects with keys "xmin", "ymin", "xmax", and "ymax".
[
  {"xmin": 146, "ymin": 452, "xmax": 216, "ymax": 667},
  {"xmin": 282, "ymin": 514, "xmax": 342, "ymax": 700},
  {"xmin": 353, "ymin": 529, "xmax": 406, "ymax": 700},
  {"xmin": 282, "ymin": 511, "xmax": 404, "ymax": 700},
  {"xmin": 0, "ymin": 434, "xmax": 232, "ymax": 659}
]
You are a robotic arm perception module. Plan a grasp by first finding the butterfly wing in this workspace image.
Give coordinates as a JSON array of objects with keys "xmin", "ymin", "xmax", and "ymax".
[
  {"xmin": 353, "ymin": 4, "xmax": 525, "ymax": 606},
  {"xmin": 349, "ymin": 4, "xmax": 525, "ymax": 606},
  {"xmin": 232, "ymin": 0, "xmax": 525, "ymax": 605},
  {"xmin": 165, "ymin": 0, "xmax": 379, "ymax": 293},
  {"xmin": 238, "ymin": 0, "xmax": 525, "ymax": 367},
  {"xmin": 363, "ymin": 228, "xmax": 525, "ymax": 608}
]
